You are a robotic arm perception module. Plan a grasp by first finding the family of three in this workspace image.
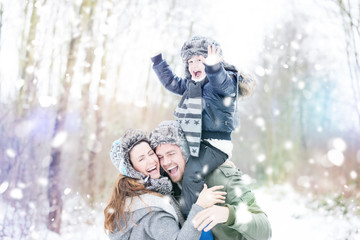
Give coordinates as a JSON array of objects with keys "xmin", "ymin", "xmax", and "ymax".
[{"xmin": 104, "ymin": 36, "xmax": 272, "ymax": 239}]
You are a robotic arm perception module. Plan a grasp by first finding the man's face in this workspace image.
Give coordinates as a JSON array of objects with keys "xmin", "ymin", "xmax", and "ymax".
[{"xmin": 155, "ymin": 143, "xmax": 186, "ymax": 183}]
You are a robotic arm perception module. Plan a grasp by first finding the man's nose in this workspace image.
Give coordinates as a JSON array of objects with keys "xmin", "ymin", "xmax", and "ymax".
[{"xmin": 161, "ymin": 156, "xmax": 171, "ymax": 167}]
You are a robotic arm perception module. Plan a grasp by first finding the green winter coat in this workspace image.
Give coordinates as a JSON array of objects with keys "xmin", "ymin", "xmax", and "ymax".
[{"xmin": 205, "ymin": 163, "xmax": 272, "ymax": 240}]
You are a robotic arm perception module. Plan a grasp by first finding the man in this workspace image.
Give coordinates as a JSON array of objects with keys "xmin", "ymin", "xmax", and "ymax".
[{"xmin": 150, "ymin": 121, "xmax": 272, "ymax": 240}]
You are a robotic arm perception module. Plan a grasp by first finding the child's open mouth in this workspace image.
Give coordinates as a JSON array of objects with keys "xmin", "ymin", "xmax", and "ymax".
[{"xmin": 194, "ymin": 71, "xmax": 202, "ymax": 78}]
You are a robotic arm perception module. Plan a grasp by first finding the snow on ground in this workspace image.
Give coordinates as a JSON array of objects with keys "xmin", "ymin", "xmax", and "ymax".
[
  {"xmin": 254, "ymin": 185, "xmax": 360, "ymax": 240},
  {"xmin": 13, "ymin": 184, "xmax": 359, "ymax": 240}
]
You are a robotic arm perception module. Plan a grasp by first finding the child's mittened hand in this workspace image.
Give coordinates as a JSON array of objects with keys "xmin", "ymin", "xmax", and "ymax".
[{"xmin": 200, "ymin": 44, "xmax": 223, "ymax": 66}]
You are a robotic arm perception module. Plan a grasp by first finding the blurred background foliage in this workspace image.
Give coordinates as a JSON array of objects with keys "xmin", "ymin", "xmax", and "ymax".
[{"xmin": 0, "ymin": 0, "xmax": 359, "ymax": 237}]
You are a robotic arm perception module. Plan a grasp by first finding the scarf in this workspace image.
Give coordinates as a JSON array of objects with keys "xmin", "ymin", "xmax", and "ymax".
[
  {"xmin": 143, "ymin": 175, "xmax": 173, "ymax": 195},
  {"xmin": 174, "ymin": 78, "xmax": 208, "ymax": 157}
]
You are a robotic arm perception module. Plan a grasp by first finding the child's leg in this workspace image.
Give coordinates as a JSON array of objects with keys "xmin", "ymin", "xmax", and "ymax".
[
  {"xmin": 180, "ymin": 142, "xmax": 228, "ymax": 214},
  {"xmin": 200, "ymin": 140, "xmax": 228, "ymax": 174}
]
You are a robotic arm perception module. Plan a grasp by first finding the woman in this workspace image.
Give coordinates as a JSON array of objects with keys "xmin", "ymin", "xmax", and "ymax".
[{"xmin": 104, "ymin": 129, "xmax": 226, "ymax": 240}]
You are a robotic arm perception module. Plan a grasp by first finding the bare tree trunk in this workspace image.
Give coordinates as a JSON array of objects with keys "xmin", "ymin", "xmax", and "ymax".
[
  {"xmin": 18, "ymin": 0, "xmax": 39, "ymax": 117},
  {"xmin": 47, "ymin": 20, "xmax": 80, "ymax": 236},
  {"xmin": 87, "ymin": 1, "xmax": 112, "ymax": 203},
  {"xmin": 0, "ymin": 3, "xmax": 3, "ymax": 44},
  {"xmin": 47, "ymin": 0, "xmax": 100, "ymax": 231},
  {"xmin": 81, "ymin": 0, "xmax": 98, "ymax": 202},
  {"xmin": 48, "ymin": 133, "xmax": 64, "ymax": 233},
  {"xmin": 337, "ymin": 0, "xmax": 360, "ymax": 127}
]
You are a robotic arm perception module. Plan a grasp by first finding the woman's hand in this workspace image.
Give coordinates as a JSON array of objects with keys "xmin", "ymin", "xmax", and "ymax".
[
  {"xmin": 195, "ymin": 184, "xmax": 226, "ymax": 208},
  {"xmin": 199, "ymin": 44, "xmax": 223, "ymax": 66},
  {"xmin": 192, "ymin": 205, "xmax": 230, "ymax": 232}
]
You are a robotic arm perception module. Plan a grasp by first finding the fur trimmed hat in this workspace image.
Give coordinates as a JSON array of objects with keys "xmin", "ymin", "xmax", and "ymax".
[
  {"xmin": 149, "ymin": 120, "xmax": 190, "ymax": 163},
  {"xmin": 181, "ymin": 36, "xmax": 256, "ymax": 97},
  {"xmin": 180, "ymin": 36, "xmax": 222, "ymax": 63},
  {"xmin": 110, "ymin": 129, "xmax": 174, "ymax": 195},
  {"xmin": 110, "ymin": 129, "xmax": 149, "ymax": 179},
  {"xmin": 181, "ymin": 36, "xmax": 223, "ymax": 79}
]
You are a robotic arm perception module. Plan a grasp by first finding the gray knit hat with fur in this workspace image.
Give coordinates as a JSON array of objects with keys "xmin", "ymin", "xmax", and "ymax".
[
  {"xmin": 110, "ymin": 129, "xmax": 173, "ymax": 195},
  {"xmin": 181, "ymin": 36, "xmax": 223, "ymax": 79},
  {"xmin": 149, "ymin": 120, "xmax": 190, "ymax": 163},
  {"xmin": 181, "ymin": 36, "xmax": 222, "ymax": 63},
  {"xmin": 181, "ymin": 36, "xmax": 256, "ymax": 97},
  {"xmin": 110, "ymin": 129, "xmax": 149, "ymax": 179}
]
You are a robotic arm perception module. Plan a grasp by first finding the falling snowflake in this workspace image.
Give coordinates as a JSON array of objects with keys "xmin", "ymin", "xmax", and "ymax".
[
  {"xmin": 266, "ymin": 167, "xmax": 273, "ymax": 176},
  {"xmin": 202, "ymin": 164, "xmax": 209, "ymax": 175},
  {"xmin": 10, "ymin": 188, "xmax": 23, "ymax": 200},
  {"xmin": 41, "ymin": 155, "xmax": 52, "ymax": 168},
  {"xmin": 330, "ymin": 138, "xmax": 347, "ymax": 152},
  {"xmin": 234, "ymin": 187, "xmax": 243, "ymax": 198},
  {"xmin": 297, "ymin": 176, "xmax": 311, "ymax": 188},
  {"xmin": 284, "ymin": 141, "xmax": 293, "ymax": 150},
  {"xmin": 223, "ymin": 97, "xmax": 232, "ymax": 107},
  {"xmin": 38, "ymin": 95, "xmax": 57, "ymax": 107},
  {"xmin": 350, "ymin": 171, "xmax": 357, "ymax": 180},
  {"xmin": 241, "ymin": 174, "xmax": 252, "ymax": 185},
  {"xmin": 0, "ymin": 181, "xmax": 9, "ymax": 194},
  {"xmin": 257, "ymin": 154, "xmax": 266, "ymax": 163},
  {"xmin": 52, "ymin": 131, "xmax": 68, "ymax": 148},
  {"xmin": 64, "ymin": 188, "xmax": 72, "ymax": 195},
  {"xmin": 327, "ymin": 149, "xmax": 344, "ymax": 166},
  {"xmin": 106, "ymin": 207, "xmax": 115, "ymax": 214},
  {"xmin": 255, "ymin": 66, "xmax": 265, "ymax": 77},
  {"xmin": 255, "ymin": 117, "xmax": 265, "ymax": 128},
  {"xmin": 298, "ymin": 81, "xmax": 305, "ymax": 89},
  {"xmin": 235, "ymin": 203, "xmax": 252, "ymax": 224},
  {"xmin": 6, "ymin": 148, "xmax": 16, "ymax": 158},
  {"xmin": 37, "ymin": 178, "xmax": 48, "ymax": 186}
]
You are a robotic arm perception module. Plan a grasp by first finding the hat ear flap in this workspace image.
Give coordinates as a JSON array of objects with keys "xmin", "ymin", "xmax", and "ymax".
[{"xmin": 184, "ymin": 62, "xmax": 191, "ymax": 79}]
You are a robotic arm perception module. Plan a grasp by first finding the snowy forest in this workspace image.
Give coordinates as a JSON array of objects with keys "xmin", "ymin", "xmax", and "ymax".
[{"xmin": 0, "ymin": 0, "xmax": 359, "ymax": 239}]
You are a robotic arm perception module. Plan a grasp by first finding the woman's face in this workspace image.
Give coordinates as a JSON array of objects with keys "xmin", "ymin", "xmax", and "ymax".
[{"xmin": 129, "ymin": 141, "xmax": 161, "ymax": 179}]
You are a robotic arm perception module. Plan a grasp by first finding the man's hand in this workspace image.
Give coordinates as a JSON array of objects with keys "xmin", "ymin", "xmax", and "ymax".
[
  {"xmin": 199, "ymin": 44, "xmax": 223, "ymax": 66},
  {"xmin": 195, "ymin": 184, "xmax": 226, "ymax": 208},
  {"xmin": 192, "ymin": 205, "xmax": 230, "ymax": 232}
]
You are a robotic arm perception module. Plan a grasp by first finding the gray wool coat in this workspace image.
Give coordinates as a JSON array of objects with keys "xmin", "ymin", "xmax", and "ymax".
[{"xmin": 108, "ymin": 193, "xmax": 203, "ymax": 240}]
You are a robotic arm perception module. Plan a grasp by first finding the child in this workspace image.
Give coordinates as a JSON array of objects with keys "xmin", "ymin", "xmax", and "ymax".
[{"xmin": 151, "ymin": 36, "xmax": 254, "ymax": 214}]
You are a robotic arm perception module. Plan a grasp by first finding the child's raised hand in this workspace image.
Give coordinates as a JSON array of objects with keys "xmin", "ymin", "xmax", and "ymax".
[{"xmin": 200, "ymin": 44, "xmax": 223, "ymax": 66}]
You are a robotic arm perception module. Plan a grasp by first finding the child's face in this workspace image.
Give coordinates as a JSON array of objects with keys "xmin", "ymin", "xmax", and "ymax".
[{"xmin": 188, "ymin": 55, "xmax": 206, "ymax": 81}]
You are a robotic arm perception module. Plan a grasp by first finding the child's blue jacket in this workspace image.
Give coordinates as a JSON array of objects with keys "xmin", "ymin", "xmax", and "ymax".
[{"xmin": 151, "ymin": 54, "xmax": 238, "ymax": 140}]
